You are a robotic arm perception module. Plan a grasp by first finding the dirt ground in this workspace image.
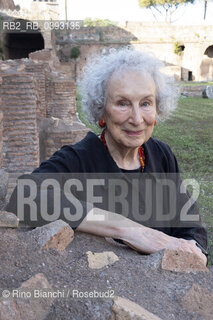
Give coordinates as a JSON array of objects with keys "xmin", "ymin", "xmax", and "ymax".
[{"xmin": 0, "ymin": 227, "xmax": 213, "ymax": 320}]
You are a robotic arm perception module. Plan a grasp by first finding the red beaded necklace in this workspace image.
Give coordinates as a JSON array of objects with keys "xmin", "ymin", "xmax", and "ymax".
[{"xmin": 100, "ymin": 130, "xmax": 145, "ymax": 172}]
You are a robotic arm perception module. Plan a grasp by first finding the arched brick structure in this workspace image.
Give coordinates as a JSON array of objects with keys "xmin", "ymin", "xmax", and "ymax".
[
  {"xmin": 200, "ymin": 45, "xmax": 213, "ymax": 81},
  {"xmin": 3, "ymin": 30, "xmax": 44, "ymax": 60},
  {"xmin": 56, "ymin": 23, "xmax": 213, "ymax": 82}
]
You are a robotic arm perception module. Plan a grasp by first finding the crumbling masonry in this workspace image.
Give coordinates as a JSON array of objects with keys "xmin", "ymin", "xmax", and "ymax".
[{"xmin": 0, "ymin": 49, "xmax": 89, "ymax": 199}]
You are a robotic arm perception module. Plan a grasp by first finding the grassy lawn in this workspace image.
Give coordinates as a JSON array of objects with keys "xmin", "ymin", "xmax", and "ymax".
[
  {"xmin": 180, "ymin": 81, "xmax": 213, "ymax": 86},
  {"xmin": 77, "ymin": 95, "xmax": 213, "ymax": 264},
  {"xmin": 152, "ymin": 97, "xmax": 213, "ymax": 264}
]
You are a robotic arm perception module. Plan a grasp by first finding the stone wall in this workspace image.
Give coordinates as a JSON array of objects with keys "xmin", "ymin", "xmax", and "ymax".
[
  {"xmin": 0, "ymin": 0, "xmax": 16, "ymax": 10},
  {"xmin": 46, "ymin": 77, "xmax": 76, "ymax": 122},
  {"xmin": 0, "ymin": 49, "xmax": 89, "ymax": 195},
  {"xmin": 0, "ymin": 73, "xmax": 39, "ymax": 173},
  {"xmin": 65, "ymin": 25, "xmax": 137, "ymax": 43},
  {"xmin": 29, "ymin": 49, "xmax": 53, "ymax": 62},
  {"xmin": 25, "ymin": 61, "xmax": 48, "ymax": 118},
  {"xmin": 56, "ymin": 23, "xmax": 213, "ymax": 82},
  {"xmin": 0, "ymin": 0, "xmax": 59, "ymax": 21},
  {"xmin": 180, "ymin": 85, "xmax": 207, "ymax": 97},
  {"xmin": 39, "ymin": 118, "xmax": 89, "ymax": 160},
  {"xmin": 0, "ymin": 110, "xmax": 3, "ymax": 168}
]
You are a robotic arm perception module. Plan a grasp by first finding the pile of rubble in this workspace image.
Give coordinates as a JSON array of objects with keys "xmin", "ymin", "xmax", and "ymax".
[
  {"xmin": 0, "ymin": 210, "xmax": 212, "ymax": 320},
  {"xmin": 0, "ymin": 49, "xmax": 89, "ymax": 198}
]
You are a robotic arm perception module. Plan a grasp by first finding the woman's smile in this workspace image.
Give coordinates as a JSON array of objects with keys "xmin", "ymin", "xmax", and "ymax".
[{"xmin": 124, "ymin": 130, "xmax": 144, "ymax": 136}]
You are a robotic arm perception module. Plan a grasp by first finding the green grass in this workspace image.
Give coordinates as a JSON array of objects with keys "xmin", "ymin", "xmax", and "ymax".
[
  {"xmin": 76, "ymin": 89, "xmax": 101, "ymax": 134},
  {"xmin": 152, "ymin": 97, "xmax": 213, "ymax": 264},
  {"xmin": 77, "ymin": 95, "xmax": 213, "ymax": 264},
  {"xmin": 180, "ymin": 81, "xmax": 213, "ymax": 86}
]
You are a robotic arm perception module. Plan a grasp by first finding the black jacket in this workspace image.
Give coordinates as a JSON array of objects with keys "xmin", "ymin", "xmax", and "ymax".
[{"xmin": 7, "ymin": 131, "xmax": 208, "ymax": 251}]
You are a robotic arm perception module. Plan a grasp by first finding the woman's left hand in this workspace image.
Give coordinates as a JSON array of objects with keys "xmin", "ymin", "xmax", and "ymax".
[
  {"xmin": 176, "ymin": 239, "xmax": 208, "ymax": 266},
  {"xmin": 121, "ymin": 227, "xmax": 207, "ymax": 266}
]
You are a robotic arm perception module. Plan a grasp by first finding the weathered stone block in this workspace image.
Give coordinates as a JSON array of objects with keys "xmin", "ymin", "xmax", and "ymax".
[
  {"xmin": 0, "ymin": 170, "xmax": 8, "ymax": 209},
  {"xmin": 202, "ymin": 86, "xmax": 213, "ymax": 99},
  {"xmin": 182, "ymin": 284, "xmax": 213, "ymax": 320},
  {"xmin": 0, "ymin": 211, "xmax": 19, "ymax": 228},
  {"xmin": 111, "ymin": 296, "xmax": 163, "ymax": 320},
  {"xmin": 86, "ymin": 251, "xmax": 119, "ymax": 269},
  {"xmin": 0, "ymin": 111, "xmax": 3, "ymax": 168},
  {"xmin": 0, "ymin": 273, "xmax": 53, "ymax": 320},
  {"xmin": 161, "ymin": 249, "xmax": 209, "ymax": 273},
  {"xmin": 30, "ymin": 219, "xmax": 74, "ymax": 250}
]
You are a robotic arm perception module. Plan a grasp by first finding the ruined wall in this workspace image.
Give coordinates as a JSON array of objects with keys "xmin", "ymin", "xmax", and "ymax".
[
  {"xmin": 0, "ymin": 0, "xmax": 16, "ymax": 10},
  {"xmin": 0, "ymin": 73, "xmax": 40, "ymax": 173},
  {"xmin": 28, "ymin": 49, "xmax": 77, "ymax": 122},
  {"xmin": 39, "ymin": 118, "xmax": 89, "ymax": 160},
  {"xmin": 0, "ymin": 57, "xmax": 49, "ymax": 119},
  {"xmin": 66, "ymin": 25, "xmax": 137, "ymax": 43},
  {"xmin": 0, "ymin": 49, "xmax": 89, "ymax": 191},
  {"xmin": 200, "ymin": 57, "xmax": 213, "ymax": 81},
  {"xmin": 0, "ymin": 110, "xmax": 3, "ymax": 168},
  {"xmin": 56, "ymin": 23, "xmax": 213, "ymax": 82},
  {"xmin": 46, "ymin": 77, "xmax": 76, "ymax": 122},
  {"xmin": 25, "ymin": 61, "xmax": 48, "ymax": 118},
  {"xmin": 0, "ymin": 0, "xmax": 59, "ymax": 20}
]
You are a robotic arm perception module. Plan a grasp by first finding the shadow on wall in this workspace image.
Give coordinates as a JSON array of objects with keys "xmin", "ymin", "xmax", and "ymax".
[
  {"xmin": 1, "ymin": 20, "xmax": 44, "ymax": 60},
  {"xmin": 180, "ymin": 67, "xmax": 195, "ymax": 81},
  {"xmin": 200, "ymin": 45, "xmax": 213, "ymax": 81}
]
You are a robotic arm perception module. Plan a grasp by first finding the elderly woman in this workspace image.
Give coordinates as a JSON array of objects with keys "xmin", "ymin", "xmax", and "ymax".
[{"xmin": 7, "ymin": 48, "xmax": 208, "ymax": 264}]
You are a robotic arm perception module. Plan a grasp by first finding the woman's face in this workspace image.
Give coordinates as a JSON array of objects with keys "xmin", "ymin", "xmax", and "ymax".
[{"xmin": 103, "ymin": 69, "xmax": 157, "ymax": 149}]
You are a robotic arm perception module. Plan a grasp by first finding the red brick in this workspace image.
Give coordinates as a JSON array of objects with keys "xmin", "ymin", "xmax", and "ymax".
[
  {"xmin": 30, "ymin": 220, "xmax": 74, "ymax": 251},
  {"xmin": 161, "ymin": 249, "xmax": 209, "ymax": 273}
]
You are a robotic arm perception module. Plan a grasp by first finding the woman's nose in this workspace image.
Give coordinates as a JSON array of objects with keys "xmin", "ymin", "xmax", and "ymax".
[{"xmin": 129, "ymin": 105, "xmax": 144, "ymax": 126}]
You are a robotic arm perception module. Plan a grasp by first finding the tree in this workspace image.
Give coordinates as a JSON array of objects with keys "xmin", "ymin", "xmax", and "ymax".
[
  {"xmin": 138, "ymin": 0, "xmax": 195, "ymax": 22},
  {"xmin": 83, "ymin": 18, "xmax": 117, "ymax": 27},
  {"xmin": 203, "ymin": 0, "xmax": 213, "ymax": 20},
  {"xmin": 203, "ymin": 0, "xmax": 207, "ymax": 19}
]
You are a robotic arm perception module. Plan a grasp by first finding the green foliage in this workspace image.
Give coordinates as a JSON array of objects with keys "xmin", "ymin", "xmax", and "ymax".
[
  {"xmin": 83, "ymin": 18, "xmax": 117, "ymax": 27},
  {"xmin": 174, "ymin": 41, "xmax": 184, "ymax": 55},
  {"xmin": 180, "ymin": 81, "xmax": 213, "ymax": 86},
  {"xmin": 70, "ymin": 47, "xmax": 80, "ymax": 59},
  {"xmin": 54, "ymin": 29, "xmax": 60, "ymax": 37},
  {"xmin": 138, "ymin": 0, "xmax": 195, "ymax": 22},
  {"xmin": 0, "ymin": 39, "xmax": 4, "ymax": 61},
  {"xmin": 98, "ymin": 30, "xmax": 104, "ymax": 41},
  {"xmin": 76, "ymin": 88, "xmax": 101, "ymax": 134},
  {"xmin": 138, "ymin": 0, "xmax": 193, "ymax": 7}
]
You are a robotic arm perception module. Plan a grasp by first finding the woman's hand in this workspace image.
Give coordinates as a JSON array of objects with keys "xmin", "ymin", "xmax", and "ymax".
[
  {"xmin": 121, "ymin": 227, "xmax": 207, "ymax": 265},
  {"xmin": 77, "ymin": 208, "xmax": 207, "ymax": 266},
  {"xmin": 173, "ymin": 239, "xmax": 207, "ymax": 265}
]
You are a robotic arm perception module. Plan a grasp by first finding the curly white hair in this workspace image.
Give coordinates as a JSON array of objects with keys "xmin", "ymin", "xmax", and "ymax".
[{"xmin": 79, "ymin": 47, "xmax": 179, "ymax": 123}]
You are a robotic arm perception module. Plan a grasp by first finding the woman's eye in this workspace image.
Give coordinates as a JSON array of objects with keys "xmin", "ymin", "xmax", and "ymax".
[
  {"xmin": 142, "ymin": 101, "xmax": 150, "ymax": 107},
  {"xmin": 118, "ymin": 101, "xmax": 128, "ymax": 107}
]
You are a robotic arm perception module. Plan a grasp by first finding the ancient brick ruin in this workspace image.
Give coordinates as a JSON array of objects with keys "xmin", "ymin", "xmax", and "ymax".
[
  {"xmin": 0, "ymin": 110, "xmax": 3, "ymax": 168},
  {"xmin": 0, "ymin": 49, "xmax": 89, "ymax": 198},
  {"xmin": 56, "ymin": 23, "xmax": 213, "ymax": 82}
]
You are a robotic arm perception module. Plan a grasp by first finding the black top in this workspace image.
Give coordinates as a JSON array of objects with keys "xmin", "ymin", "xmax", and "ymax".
[
  {"xmin": 33, "ymin": 131, "xmax": 180, "ymax": 174},
  {"xmin": 7, "ymin": 131, "xmax": 208, "ymax": 252}
]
